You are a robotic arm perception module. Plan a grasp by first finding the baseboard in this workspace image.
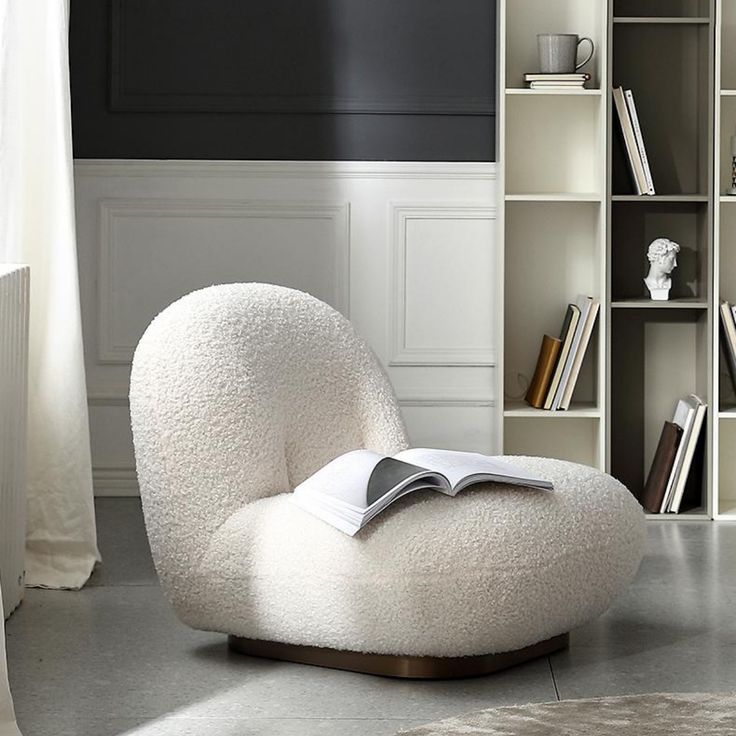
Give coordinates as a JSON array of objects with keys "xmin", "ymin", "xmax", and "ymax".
[{"xmin": 93, "ymin": 468, "xmax": 139, "ymax": 497}]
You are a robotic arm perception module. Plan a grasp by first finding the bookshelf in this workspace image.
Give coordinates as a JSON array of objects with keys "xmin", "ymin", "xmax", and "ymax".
[
  {"xmin": 497, "ymin": 0, "xmax": 728, "ymax": 520},
  {"xmin": 498, "ymin": 0, "xmax": 608, "ymax": 471}
]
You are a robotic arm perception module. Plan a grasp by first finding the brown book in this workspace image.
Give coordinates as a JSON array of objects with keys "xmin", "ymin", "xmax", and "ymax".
[
  {"xmin": 525, "ymin": 335, "xmax": 562, "ymax": 408},
  {"xmin": 641, "ymin": 421, "xmax": 683, "ymax": 513}
]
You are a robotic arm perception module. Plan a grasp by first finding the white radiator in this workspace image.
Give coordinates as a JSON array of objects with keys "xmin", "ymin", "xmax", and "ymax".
[{"xmin": 0, "ymin": 265, "xmax": 29, "ymax": 618}]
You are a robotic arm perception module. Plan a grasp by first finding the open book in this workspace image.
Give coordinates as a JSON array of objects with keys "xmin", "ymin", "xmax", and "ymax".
[{"xmin": 291, "ymin": 448, "xmax": 553, "ymax": 536}]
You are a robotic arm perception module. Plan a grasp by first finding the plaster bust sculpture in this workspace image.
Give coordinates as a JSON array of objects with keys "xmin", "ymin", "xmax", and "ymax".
[{"xmin": 644, "ymin": 237, "xmax": 680, "ymax": 301}]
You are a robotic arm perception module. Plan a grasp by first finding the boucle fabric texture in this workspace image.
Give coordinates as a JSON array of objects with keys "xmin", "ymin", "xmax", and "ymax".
[
  {"xmin": 395, "ymin": 693, "xmax": 736, "ymax": 735},
  {"xmin": 130, "ymin": 283, "xmax": 645, "ymax": 658}
]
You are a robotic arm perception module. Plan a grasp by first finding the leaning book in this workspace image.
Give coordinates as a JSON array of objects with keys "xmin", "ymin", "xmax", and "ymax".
[{"xmin": 291, "ymin": 448, "xmax": 554, "ymax": 535}]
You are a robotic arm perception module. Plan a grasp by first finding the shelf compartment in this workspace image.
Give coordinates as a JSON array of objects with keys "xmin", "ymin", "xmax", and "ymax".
[
  {"xmin": 505, "ymin": 0, "xmax": 604, "ymax": 90},
  {"xmin": 505, "ymin": 94, "xmax": 602, "ymax": 197},
  {"xmin": 717, "ymin": 202, "xmax": 736, "ymax": 414},
  {"xmin": 504, "ymin": 416, "xmax": 601, "ymax": 468},
  {"xmin": 722, "ymin": 1, "xmax": 736, "ymax": 89},
  {"xmin": 612, "ymin": 22, "xmax": 711, "ymax": 197},
  {"xmin": 613, "ymin": 0, "xmax": 710, "ymax": 19},
  {"xmin": 718, "ymin": 422, "xmax": 736, "ymax": 516},
  {"xmin": 611, "ymin": 309, "xmax": 709, "ymax": 504},
  {"xmin": 504, "ymin": 201, "xmax": 601, "ymax": 407},
  {"xmin": 611, "ymin": 200, "xmax": 709, "ymax": 302},
  {"xmin": 503, "ymin": 401, "xmax": 600, "ymax": 418},
  {"xmin": 718, "ymin": 96, "xmax": 736, "ymax": 195},
  {"xmin": 716, "ymin": 203, "xmax": 736, "ymax": 409}
]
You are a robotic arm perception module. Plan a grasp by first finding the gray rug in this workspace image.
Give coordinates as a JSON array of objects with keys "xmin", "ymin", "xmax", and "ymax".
[{"xmin": 396, "ymin": 693, "xmax": 736, "ymax": 735}]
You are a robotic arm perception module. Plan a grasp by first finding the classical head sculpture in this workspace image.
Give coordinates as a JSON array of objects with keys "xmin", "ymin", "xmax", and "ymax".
[{"xmin": 644, "ymin": 237, "xmax": 680, "ymax": 300}]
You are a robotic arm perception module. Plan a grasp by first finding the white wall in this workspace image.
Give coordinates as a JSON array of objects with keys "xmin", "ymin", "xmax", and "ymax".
[{"xmin": 74, "ymin": 160, "xmax": 499, "ymax": 495}]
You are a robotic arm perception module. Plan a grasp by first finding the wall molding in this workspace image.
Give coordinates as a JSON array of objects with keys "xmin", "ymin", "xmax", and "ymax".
[
  {"xmin": 399, "ymin": 398, "xmax": 496, "ymax": 408},
  {"xmin": 108, "ymin": 0, "xmax": 494, "ymax": 117},
  {"xmin": 93, "ymin": 468, "xmax": 139, "ymax": 497},
  {"xmin": 87, "ymin": 387, "xmax": 130, "ymax": 405},
  {"xmin": 97, "ymin": 197, "xmax": 350, "ymax": 364},
  {"xmin": 395, "ymin": 385, "xmax": 495, "ymax": 405},
  {"xmin": 389, "ymin": 202, "xmax": 497, "ymax": 367},
  {"xmin": 75, "ymin": 160, "xmax": 497, "ymax": 181}
]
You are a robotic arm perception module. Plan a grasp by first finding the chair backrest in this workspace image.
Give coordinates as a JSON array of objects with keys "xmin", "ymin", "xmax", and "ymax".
[{"xmin": 130, "ymin": 283, "xmax": 408, "ymax": 597}]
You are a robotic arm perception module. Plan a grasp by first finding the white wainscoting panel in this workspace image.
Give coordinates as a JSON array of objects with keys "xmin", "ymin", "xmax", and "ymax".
[
  {"xmin": 98, "ymin": 198, "xmax": 349, "ymax": 363},
  {"xmin": 389, "ymin": 203, "xmax": 496, "ymax": 366},
  {"xmin": 74, "ymin": 160, "xmax": 498, "ymax": 495}
]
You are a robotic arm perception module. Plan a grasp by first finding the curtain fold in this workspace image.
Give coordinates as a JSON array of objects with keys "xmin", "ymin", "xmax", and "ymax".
[{"xmin": 0, "ymin": 0, "xmax": 99, "ymax": 588}]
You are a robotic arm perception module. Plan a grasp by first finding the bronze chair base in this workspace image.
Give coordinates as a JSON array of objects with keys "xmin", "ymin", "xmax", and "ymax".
[{"xmin": 228, "ymin": 632, "xmax": 569, "ymax": 679}]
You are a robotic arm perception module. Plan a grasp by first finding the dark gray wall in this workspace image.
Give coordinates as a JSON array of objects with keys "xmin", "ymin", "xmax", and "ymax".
[{"xmin": 70, "ymin": 0, "xmax": 496, "ymax": 161}]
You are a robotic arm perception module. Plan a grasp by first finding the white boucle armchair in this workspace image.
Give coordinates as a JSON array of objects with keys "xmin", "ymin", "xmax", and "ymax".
[{"xmin": 130, "ymin": 283, "xmax": 645, "ymax": 678}]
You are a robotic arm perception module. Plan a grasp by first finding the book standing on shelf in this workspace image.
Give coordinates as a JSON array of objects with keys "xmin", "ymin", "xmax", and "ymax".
[
  {"xmin": 644, "ymin": 395, "xmax": 706, "ymax": 514},
  {"xmin": 525, "ymin": 334, "xmax": 561, "ymax": 408},
  {"xmin": 524, "ymin": 295, "xmax": 599, "ymax": 412},
  {"xmin": 557, "ymin": 295, "xmax": 600, "ymax": 410},
  {"xmin": 613, "ymin": 86, "xmax": 654, "ymax": 195},
  {"xmin": 641, "ymin": 421, "xmax": 683, "ymax": 513},
  {"xmin": 542, "ymin": 304, "xmax": 580, "ymax": 410},
  {"xmin": 624, "ymin": 89, "xmax": 655, "ymax": 195},
  {"xmin": 720, "ymin": 300, "xmax": 736, "ymax": 395}
]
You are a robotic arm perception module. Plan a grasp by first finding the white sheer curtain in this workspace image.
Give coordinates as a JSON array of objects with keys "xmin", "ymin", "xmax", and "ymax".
[{"xmin": 0, "ymin": 0, "xmax": 99, "ymax": 588}]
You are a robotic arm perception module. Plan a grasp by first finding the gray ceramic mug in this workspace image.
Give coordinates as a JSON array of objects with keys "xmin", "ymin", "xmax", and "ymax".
[{"xmin": 538, "ymin": 34, "xmax": 595, "ymax": 74}]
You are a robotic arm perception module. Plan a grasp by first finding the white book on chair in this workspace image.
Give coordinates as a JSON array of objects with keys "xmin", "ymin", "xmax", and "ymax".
[{"xmin": 292, "ymin": 448, "xmax": 553, "ymax": 535}]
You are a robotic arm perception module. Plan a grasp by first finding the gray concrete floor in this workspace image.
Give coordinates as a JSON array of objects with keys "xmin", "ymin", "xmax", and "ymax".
[{"xmin": 5, "ymin": 499, "xmax": 736, "ymax": 736}]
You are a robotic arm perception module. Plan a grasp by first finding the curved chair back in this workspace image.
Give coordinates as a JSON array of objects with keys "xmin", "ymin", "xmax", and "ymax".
[{"xmin": 130, "ymin": 283, "xmax": 408, "ymax": 599}]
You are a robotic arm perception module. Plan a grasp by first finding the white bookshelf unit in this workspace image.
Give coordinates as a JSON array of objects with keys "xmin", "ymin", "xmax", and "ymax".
[
  {"xmin": 498, "ymin": 0, "xmax": 608, "ymax": 472},
  {"xmin": 497, "ymin": 0, "xmax": 731, "ymax": 520}
]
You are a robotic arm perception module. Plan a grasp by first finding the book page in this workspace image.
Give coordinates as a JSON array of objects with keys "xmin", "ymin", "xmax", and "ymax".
[
  {"xmin": 393, "ymin": 448, "xmax": 553, "ymax": 492},
  {"xmin": 292, "ymin": 449, "xmax": 439, "ymax": 511}
]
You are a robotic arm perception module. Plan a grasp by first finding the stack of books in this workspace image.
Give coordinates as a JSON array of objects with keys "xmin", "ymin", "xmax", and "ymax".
[
  {"xmin": 643, "ymin": 395, "xmax": 706, "ymax": 514},
  {"xmin": 613, "ymin": 86, "xmax": 655, "ymax": 195},
  {"xmin": 524, "ymin": 73, "xmax": 590, "ymax": 90},
  {"xmin": 525, "ymin": 295, "xmax": 600, "ymax": 411},
  {"xmin": 720, "ymin": 300, "xmax": 736, "ymax": 394}
]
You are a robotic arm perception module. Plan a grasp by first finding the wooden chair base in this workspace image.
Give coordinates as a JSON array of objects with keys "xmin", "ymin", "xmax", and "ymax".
[{"xmin": 228, "ymin": 632, "xmax": 569, "ymax": 679}]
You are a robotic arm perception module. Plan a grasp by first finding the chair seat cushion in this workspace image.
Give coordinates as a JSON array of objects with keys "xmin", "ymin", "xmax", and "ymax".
[{"xmin": 187, "ymin": 457, "xmax": 645, "ymax": 658}]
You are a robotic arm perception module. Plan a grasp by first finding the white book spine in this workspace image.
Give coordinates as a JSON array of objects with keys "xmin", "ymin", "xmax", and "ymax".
[
  {"xmin": 668, "ymin": 402, "xmax": 706, "ymax": 513},
  {"xmin": 624, "ymin": 89, "xmax": 655, "ymax": 195},
  {"xmin": 660, "ymin": 400, "xmax": 695, "ymax": 513},
  {"xmin": 560, "ymin": 300, "xmax": 600, "ymax": 410},
  {"xmin": 552, "ymin": 296, "xmax": 592, "ymax": 410},
  {"xmin": 613, "ymin": 87, "xmax": 646, "ymax": 195}
]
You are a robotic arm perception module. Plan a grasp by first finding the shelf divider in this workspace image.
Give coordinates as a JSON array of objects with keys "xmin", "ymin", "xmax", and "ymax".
[
  {"xmin": 611, "ymin": 194, "xmax": 709, "ymax": 202},
  {"xmin": 613, "ymin": 17, "xmax": 710, "ymax": 25},
  {"xmin": 611, "ymin": 299, "xmax": 708, "ymax": 310}
]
